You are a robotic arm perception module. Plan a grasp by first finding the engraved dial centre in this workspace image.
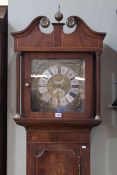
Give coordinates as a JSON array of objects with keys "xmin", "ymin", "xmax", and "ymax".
[{"xmin": 47, "ymin": 74, "xmax": 70, "ymax": 98}]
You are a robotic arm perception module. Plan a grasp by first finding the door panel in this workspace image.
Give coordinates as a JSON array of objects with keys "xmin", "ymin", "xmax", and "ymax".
[
  {"xmin": 36, "ymin": 149, "xmax": 80, "ymax": 175},
  {"xmin": 27, "ymin": 143, "xmax": 90, "ymax": 175}
]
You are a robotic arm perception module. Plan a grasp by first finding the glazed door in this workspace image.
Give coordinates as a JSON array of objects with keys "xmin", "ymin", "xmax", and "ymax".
[{"xmin": 22, "ymin": 52, "xmax": 94, "ymax": 120}]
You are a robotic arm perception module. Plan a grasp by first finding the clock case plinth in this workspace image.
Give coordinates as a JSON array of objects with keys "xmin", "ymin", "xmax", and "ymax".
[{"xmin": 12, "ymin": 15, "xmax": 106, "ymax": 175}]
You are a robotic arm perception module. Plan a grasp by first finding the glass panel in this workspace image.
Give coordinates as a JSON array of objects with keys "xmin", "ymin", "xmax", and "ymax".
[{"xmin": 31, "ymin": 59, "xmax": 85, "ymax": 112}]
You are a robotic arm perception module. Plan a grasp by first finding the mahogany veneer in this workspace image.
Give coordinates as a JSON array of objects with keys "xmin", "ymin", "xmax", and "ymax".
[{"xmin": 12, "ymin": 15, "xmax": 106, "ymax": 175}]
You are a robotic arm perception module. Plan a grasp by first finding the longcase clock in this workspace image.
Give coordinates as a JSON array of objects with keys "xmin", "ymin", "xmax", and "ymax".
[{"xmin": 12, "ymin": 9, "xmax": 106, "ymax": 175}]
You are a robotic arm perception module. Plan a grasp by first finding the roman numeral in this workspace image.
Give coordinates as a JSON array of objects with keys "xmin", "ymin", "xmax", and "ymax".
[
  {"xmin": 65, "ymin": 98, "xmax": 70, "ymax": 104},
  {"xmin": 48, "ymin": 69, "xmax": 53, "ymax": 75},
  {"xmin": 72, "ymin": 85, "xmax": 79, "ymax": 88},
  {"xmin": 70, "ymin": 77, "xmax": 75, "ymax": 81},
  {"xmin": 69, "ymin": 91, "xmax": 76, "ymax": 98},
  {"xmin": 66, "ymin": 69, "xmax": 69, "ymax": 75},
  {"xmin": 43, "ymin": 77, "xmax": 48, "ymax": 80}
]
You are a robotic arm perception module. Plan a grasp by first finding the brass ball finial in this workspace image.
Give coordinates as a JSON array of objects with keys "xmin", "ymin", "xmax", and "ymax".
[
  {"xmin": 40, "ymin": 17, "xmax": 50, "ymax": 28},
  {"xmin": 54, "ymin": 4, "xmax": 63, "ymax": 22},
  {"xmin": 66, "ymin": 17, "xmax": 77, "ymax": 28}
]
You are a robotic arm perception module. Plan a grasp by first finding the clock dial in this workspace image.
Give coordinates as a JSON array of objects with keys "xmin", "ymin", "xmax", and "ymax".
[
  {"xmin": 31, "ymin": 59, "xmax": 85, "ymax": 112},
  {"xmin": 39, "ymin": 68, "xmax": 73, "ymax": 108}
]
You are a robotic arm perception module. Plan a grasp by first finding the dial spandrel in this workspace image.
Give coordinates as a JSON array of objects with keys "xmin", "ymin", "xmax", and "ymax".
[
  {"xmin": 61, "ymin": 66, "xmax": 69, "ymax": 75},
  {"xmin": 31, "ymin": 59, "xmax": 85, "ymax": 112},
  {"xmin": 66, "ymin": 69, "xmax": 75, "ymax": 80}
]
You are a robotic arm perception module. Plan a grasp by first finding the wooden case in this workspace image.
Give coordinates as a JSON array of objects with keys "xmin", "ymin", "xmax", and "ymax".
[{"xmin": 12, "ymin": 15, "xmax": 106, "ymax": 175}]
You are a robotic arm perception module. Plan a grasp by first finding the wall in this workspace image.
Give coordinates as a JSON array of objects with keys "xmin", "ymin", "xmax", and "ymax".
[
  {"xmin": 0, "ymin": 0, "xmax": 8, "ymax": 5},
  {"xmin": 8, "ymin": 0, "xmax": 117, "ymax": 175}
]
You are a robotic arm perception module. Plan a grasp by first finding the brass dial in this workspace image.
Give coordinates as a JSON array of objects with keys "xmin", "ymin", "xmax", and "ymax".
[
  {"xmin": 38, "ymin": 65, "xmax": 79, "ymax": 108},
  {"xmin": 31, "ymin": 59, "xmax": 85, "ymax": 112}
]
